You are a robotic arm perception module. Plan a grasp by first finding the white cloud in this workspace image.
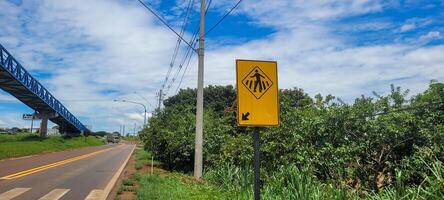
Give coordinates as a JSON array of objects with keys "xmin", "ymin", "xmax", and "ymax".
[
  {"xmin": 400, "ymin": 23, "xmax": 416, "ymax": 32},
  {"xmin": 419, "ymin": 31, "xmax": 441, "ymax": 41},
  {"xmin": 398, "ymin": 17, "xmax": 433, "ymax": 33},
  {"xmin": 0, "ymin": 0, "xmax": 175, "ymax": 131},
  {"xmin": 126, "ymin": 112, "xmax": 145, "ymax": 121},
  {"xmin": 0, "ymin": 112, "xmax": 31, "ymax": 128},
  {"xmin": 0, "ymin": 0, "xmax": 443, "ymax": 131},
  {"xmin": 0, "ymin": 91, "xmax": 17, "ymax": 102},
  {"xmin": 231, "ymin": 0, "xmax": 387, "ymax": 28},
  {"xmin": 181, "ymin": 0, "xmax": 444, "ymax": 100}
]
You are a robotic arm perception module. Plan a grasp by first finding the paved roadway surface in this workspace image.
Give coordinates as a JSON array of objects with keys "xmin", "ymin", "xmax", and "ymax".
[{"xmin": 0, "ymin": 143, "xmax": 134, "ymax": 200}]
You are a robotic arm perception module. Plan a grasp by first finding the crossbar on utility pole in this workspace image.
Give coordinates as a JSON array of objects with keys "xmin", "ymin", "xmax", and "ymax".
[{"xmin": 194, "ymin": 0, "xmax": 205, "ymax": 180}]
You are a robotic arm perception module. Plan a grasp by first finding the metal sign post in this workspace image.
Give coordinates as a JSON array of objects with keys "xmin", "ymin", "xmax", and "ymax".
[
  {"xmin": 236, "ymin": 59, "xmax": 279, "ymax": 200},
  {"xmin": 253, "ymin": 127, "xmax": 261, "ymax": 200}
]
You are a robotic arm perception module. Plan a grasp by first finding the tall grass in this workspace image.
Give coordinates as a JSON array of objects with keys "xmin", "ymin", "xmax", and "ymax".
[
  {"xmin": 136, "ymin": 173, "xmax": 228, "ymax": 200},
  {"xmin": 204, "ymin": 161, "xmax": 444, "ymax": 200},
  {"xmin": 204, "ymin": 164, "xmax": 253, "ymax": 199},
  {"xmin": 135, "ymin": 148, "xmax": 152, "ymax": 170},
  {"xmin": 205, "ymin": 164, "xmax": 353, "ymax": 200},
  {"xmin": 134, "ymin": 149, "xmax": 229, "ymax": 200},
  {"xmin": 0, "ymin": 133, "xmax": 104, "ymax": 159},
  {"xmin": 368, "ymin": 160, "xmax": 444, "ymax": 200},
  {"xmin": 262, "ymin": 166, "xmax": 353, "ymax": 200}
]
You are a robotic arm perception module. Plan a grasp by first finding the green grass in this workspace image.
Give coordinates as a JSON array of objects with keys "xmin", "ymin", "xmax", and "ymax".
[
  {"xmin": 135, "ymin": 148, "xmax": 161, "ymax": 170},
  {"xmin": 135, "ymin": 148, "xmax": 151, "ymax": 170},
  {"xmin": 0, "ymin": 133, "xmax": 105, "ymax": 160},
  {"xmin": 205, "ymin": 164, "xmax": 353, "ymax": 200},
  {"xmin": 130, "ymin": 148, "xmax": 444, "ymax": 200},
  {"xmin": 204, "ymin": 161, "xmax": 444, "ymax": 200},
  {"xmin": 122, "ymin": 177, "xmax": 135, "ymax": 186},
  {"xmin": 135, "ymin": 149, "xmax": 439, "ymax": 200},
  {"xmin": 367, "ymin": 160, "xmax": 444, "ymax": 200},
  {"xmin": 133, "ymin": 149, "xmax": 229, "ymax": 200},
  {"xmin": 136, "ymin": 172, "xmax": 229, "ymax": 200}
]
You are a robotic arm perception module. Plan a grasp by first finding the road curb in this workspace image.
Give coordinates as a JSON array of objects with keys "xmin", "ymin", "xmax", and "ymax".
[{"xmin": 103, "ymin": 144, "xmax": 135, "ymax": 200}]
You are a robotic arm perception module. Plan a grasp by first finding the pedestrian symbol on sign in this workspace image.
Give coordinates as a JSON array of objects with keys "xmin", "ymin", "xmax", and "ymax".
[{"xmin": 242, "ymin": 66, "xmax": 273, "ymax": 99}]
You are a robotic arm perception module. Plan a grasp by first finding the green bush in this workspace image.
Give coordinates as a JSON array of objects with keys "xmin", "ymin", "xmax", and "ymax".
[{"xmin": 139, "ymin": 82, "xmax": 444, "ymax": 196}]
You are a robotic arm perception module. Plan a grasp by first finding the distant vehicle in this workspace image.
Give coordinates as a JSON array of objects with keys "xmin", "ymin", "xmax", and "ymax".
[{"xmin": 106, "ymin": 133, "xmax": 120, "ymax": 143}]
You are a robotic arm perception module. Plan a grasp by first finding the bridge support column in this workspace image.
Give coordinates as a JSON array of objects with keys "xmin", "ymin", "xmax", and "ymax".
[
  {"xmin": 40, "ymin": 117, "xmax": 48, "ymax": 137},
  {"xmin": 35, "ymin": 112, "xmax": 59, "ymax": 138}
]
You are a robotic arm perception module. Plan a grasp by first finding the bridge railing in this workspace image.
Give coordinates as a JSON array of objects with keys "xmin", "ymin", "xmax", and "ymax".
[{"xmin": 0, "ymin": 44, "xmax": 89, "ymax": 133}]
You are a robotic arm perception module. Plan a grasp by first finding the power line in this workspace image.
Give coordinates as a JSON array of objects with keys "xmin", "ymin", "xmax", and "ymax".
[
  {"xmin": 371, "ymin": 101, "xmax": 443, "ymax": 117},
  {"xmin": 174, "ymin": 0, "xmax": 195, "ymax": 61},
  {"xmin": 204, "ymin": 0, "xmax": 243, "ymax": 36},
  {"xmin": 175, "ymin": 47, "xmax": 196, "ymax": 94},
  {"xmin": 339, "ymin": 100, "xmax": 444, "ymax": 122},
  {"xmin": 164, "ymin": 0, "xmax": 213, "ymax": 96},
  {"xmin": 165, "ymin": 29, "xmax": 199, "ymax": 95},
  {"xmin": 164, "ymin": 29, "xmax": 197, "ymax": 95},
  {"xmin": 136, "ymin": 0, "xmax": 197, "ymax": 52},
  {"xmin": 164, "ymin": 43, "xmax": 194, "ymax": 95},
  {"xmin": 161, "ymin": 0, "xmax": 195, "ymax": 90}
]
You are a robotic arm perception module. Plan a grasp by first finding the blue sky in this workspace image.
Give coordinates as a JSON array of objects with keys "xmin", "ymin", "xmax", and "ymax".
[{"xmin": 0, "ymin": 0, "xmax": 443, "ymax": 132}]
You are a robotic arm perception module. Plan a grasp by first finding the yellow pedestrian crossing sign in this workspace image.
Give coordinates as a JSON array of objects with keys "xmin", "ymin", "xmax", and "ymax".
[
  {"xmin": 242, "ymin": 67, "xmax": 273, "ymax": 99},
  {"xmin": 236, "ymin": 59, "xmax": 279, "ymax": 126}
]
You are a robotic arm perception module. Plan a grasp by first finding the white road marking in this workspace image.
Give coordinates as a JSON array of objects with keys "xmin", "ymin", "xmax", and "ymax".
[
  {"xmin": 38, "ymin": 189, "xmax": 70, "ymax": 200},
  {"xmin": 0, "ymin": 188, "xmax": 31, "ymax": 200},
  {"xmin": 84, "ymin": 189, "xmax": 104, "ymax": 200}
]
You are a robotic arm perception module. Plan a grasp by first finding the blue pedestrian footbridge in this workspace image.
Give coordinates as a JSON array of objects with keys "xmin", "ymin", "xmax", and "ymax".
[{"xmin": 0, "ymin": 43, "xmax": 89, "ymax": 134}]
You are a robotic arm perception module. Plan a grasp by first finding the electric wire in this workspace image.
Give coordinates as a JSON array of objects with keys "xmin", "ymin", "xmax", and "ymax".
[
  {"xmin": 204, "ymin": 0, "xmax": 243, "ymax": 36},
  {"xmin": 168, "ymin": 0, "xmax": 213, "ymax": 94},
  {"xmin": 136, "ymin": 0, "xmax": 197, "ymax": 52},
  {"xmin": 366, "ymin": 100, "xmax": 443, "ymax": 118},
  {"xmin": 175, "ymin": 47, "xmax": 196, "ymax": 94},
  {"xmin": 164, "ymin": 40, "xmax": 195, "ymax": 95},
  {"xmin": 313, "ymin": 100, "xmax": 444, "ymax": 122},
  {"xmin": 164, "ymin": 0, "xmax": 213, "ymax": 96},
  {"xmin": 161, "ymin": 0, "xmax": 194, "ymax": 90},
  {"xmin": 164, "ymin": 28, "xmax": 198, "ymax": 95}
]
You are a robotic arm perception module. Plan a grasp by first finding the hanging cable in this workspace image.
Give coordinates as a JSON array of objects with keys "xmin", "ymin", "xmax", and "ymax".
[
  {"xmin": 164, "ymin": 0, "xmax": 213, "ymax": 96},
  {"xmin": 204, "ymin": 0, "xmax": 243, "ymax": 36},
  {"xmin": 136, "ymin": 0, "xmax": 197, "ymax": 52},
  {"xmin": 161, "ymin": 0, "xmax": 195, "ymax": 90},
  {"xmin": 175, "ymin": 46, "xmax": 196, "ymax": 94}
]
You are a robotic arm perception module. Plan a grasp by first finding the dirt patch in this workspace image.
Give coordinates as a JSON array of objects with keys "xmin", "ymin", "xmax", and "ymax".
[{"xmin": 118, "ymin": 191, "xmax": 134, "ymax": 200}]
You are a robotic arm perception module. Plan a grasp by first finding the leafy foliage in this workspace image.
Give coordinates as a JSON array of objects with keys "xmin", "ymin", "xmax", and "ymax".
[{"xmin": 139, "ymin": 82, "xmax": 444, "ymax": 196}]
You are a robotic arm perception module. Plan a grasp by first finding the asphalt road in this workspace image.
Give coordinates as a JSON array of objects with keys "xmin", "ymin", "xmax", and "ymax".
[{"xmin": 0, "ymin": 143, "xmax": 135, "ymax": 200}]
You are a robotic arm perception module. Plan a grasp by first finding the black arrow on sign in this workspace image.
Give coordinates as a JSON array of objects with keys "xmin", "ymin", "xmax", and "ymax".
[{"xmin": 242, "ymin": 112, "xmax": 250, "ymax": 121}]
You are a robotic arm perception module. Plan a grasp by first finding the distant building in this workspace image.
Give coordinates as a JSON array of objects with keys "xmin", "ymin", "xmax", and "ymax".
[{"xmin": 47, "ymin": 126, "xmax": 60, "ymax": 136}]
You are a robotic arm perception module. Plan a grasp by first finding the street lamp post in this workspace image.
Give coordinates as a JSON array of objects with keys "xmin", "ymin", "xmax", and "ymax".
[
  {"xmin": 133, "ymin": 92, "xmax": 156, "ymax": 110},
  {"xmin": 115, "ymin": 98, "xmax": 154, "ymax": 175},
  {"xmin": 114, "ymin": 99, "xmax": 147, "ymax": 128}
]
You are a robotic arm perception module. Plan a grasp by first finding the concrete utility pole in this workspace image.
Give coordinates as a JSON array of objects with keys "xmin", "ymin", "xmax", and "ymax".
[
  {"xmin": 157, "ymin": 89, "xmax": 163, "ymax": 110},
  {"xmin": 194, "ymin": 0, "xmax": 205, "ymax": 180}
]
